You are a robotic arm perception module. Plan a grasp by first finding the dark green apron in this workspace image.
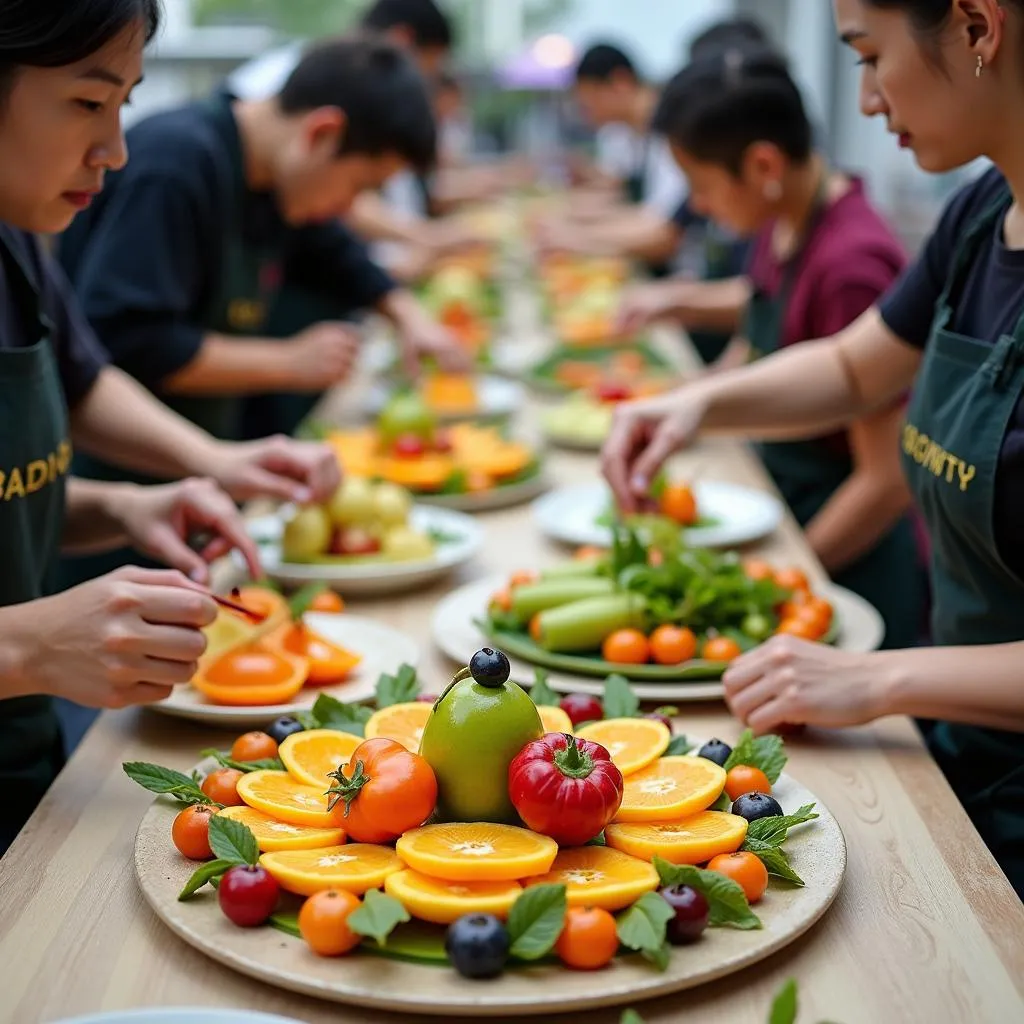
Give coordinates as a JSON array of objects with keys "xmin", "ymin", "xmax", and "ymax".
[
  {"xmin": 746, "ymin": 192, "xmax": 922, "ymax": 651},
  {"xmin": 900, "ymin": 189, "xmax": 1024, "ymax": 897},
  {"xmin": 0, "ymin": 230, "xmax": 73, "ymax": 853}
]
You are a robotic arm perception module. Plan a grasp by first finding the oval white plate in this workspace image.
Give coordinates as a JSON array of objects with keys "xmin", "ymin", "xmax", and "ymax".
[
  {"xmin": 152, "ymin": 614, "xmax": 419, "ymax": 728},
  {"xmin": 53, "ymin": 1012, "xmax": 304, "ymax": 1024},
  {"xmin": 532, "ymin": 480, "xmax": 784, "ymax": 550},
  {"xmin": 239, "ymin": 506, "xmax": 483, "ymax": 595},
  {"xmin": 430, "ymin": 575, "xmax": 885, "ymax": 702},
  {"xmin": 363, "ymin": 375, "xmax": 524, "ymax": 422}
]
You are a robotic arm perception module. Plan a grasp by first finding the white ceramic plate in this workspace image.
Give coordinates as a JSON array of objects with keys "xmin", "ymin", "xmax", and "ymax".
[
  {"xmin": 363, "ymin": 375, "xmax": 524, "ymax": 422},
  {"xmin": 239, "ymin": 506, "xmax": 483, "ymax": 595},
  {"xmin": 532, "ymin": 480, "xmax": 784, "ymax": 550},
  {"xmin": 416, "ymin": 470, "xmax": 551, "ymax": 513},
  {"xmin": 53, "ymin": 1012, "xmax": 304, "ymax": 1024},
  {"xmin": 540, "ymin": 402, "xmax": 611, "ymax": 451},
  {"xmin": 152, "ymin": 614, "xmax": 419, "ymax": 728},
  {"xmin": 430, "ymin": 575, "xmax": 885, "ymax": 702}
]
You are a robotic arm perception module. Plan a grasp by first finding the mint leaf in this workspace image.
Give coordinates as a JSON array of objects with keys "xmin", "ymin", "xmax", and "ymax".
[
  {"xmin": 288, "ymin": 582, "xmax": 328, "ymax": 620},
  {"xmin": 665, "ymin": 735, "xmax": 693, "ymax": 756},
  {"xmin": 643, "ymin": 941, "xmax": 671, "ymax": 970},
  {"xmin": 178, "ymin": 858, "xmax": 235, "ymax": 900},
  {"xmin": 709, "ymin": 791, "xmax": 731, "ymax": 812},
  {"xmin": 769, "ymin": 978, "xmax": 798, "ymax": 1024},
  {"xmin": 375, "ymin": 664, "xmax": 420, "ymax": 709},
  {"xmin": 616, "ymin": 891, "xmax": 674, "ymax": 970},
  {"xmin": 652, "ymin": 858, "xmax": 761, "ymax": 930},
  {"xmin": 268, "ymin": 910, "xmax": 301, "ymax": 939},
  {"xmin": 208, "ymin": 815, "xmax": 259, "ymax": 866},
  {"xmin": 586, "ymin": 831, "xmax": 607, "ymax": 847},
  {"xmin": 123, "ymin": 762, "xmax": 212, "ymax": 806},
  {"xmin": 529, "ymin": 668, "xmax": 560, "ymax": 707},
  {"xmin": 308, "ymin": 693, "xmax": 373, "ymax": 736},
  {"xmin": 745, "ymin": 804, "xmax": 819, "ymax": 846},
  {"xmin": 723, "ymin": 730, "xmax": 787, "ymax": 783},
  {"xmin": 507, "ymin": 883, "xmax": 567, "ymax": 961},
  {"xmin": 743, "ymin": 838, "xmax": 805, "ymax": 885},
  {"xmin": 201, "ymin": 749, "xmax": 284, "ymax": 773},
  {"xmin": 347, "ymin": 889, "xmax": 411, "ymax": 947},
  {"xmin": 602, "ymin": 674, "xmax": 639, "ymax": 719},
  {"xmin": 621, "ymin": 1012, "xmax": 646, "ymax": 1024}
]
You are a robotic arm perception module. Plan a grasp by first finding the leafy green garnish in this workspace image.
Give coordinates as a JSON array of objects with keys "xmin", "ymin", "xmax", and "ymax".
[
  {"xmin": 288, "ymin": 582, "xmax": 328, "ymax": 620},
  {"xmin": 200, "ymin": 749, "xmax": 284, "ymax": 773},
  {"xmin": 769, "ymin": 979, "xmax": 799, "ymax": 1024},
  {"xmin": 724, "ymin": 729, "xmax": 788, "ymax": 783},
  {"xmin": 528, "ymin": 667, "xmax": 560, "ymax": 707},
  {"xmin": 427, "ymin": 527, "xmax": 464, "ymax": 546},
  {"xmin": 375, "ymin": 664, "xmax": 420, "ymax": 708},
  {"xmin": 347, "ymin": 889, "xmax": 412, "ymax": 947},
  {"xmin": 585, "ymin": 831, "xmax": 607, "ymax": 846},
  {"xmin": 745, "ymin": 804, "xmax": 819, "ymax": 845},
  {"xmin": 742, "ymin": 838, "xmax": 805, "ymax": 886},
  {"xmin": 178, "ymin": 859, "xmax": 236, "ymax": 901},
  {"xmin": 603, "ymin": 673, "xmax": 640, "ymax": 719},
  {"xmin": 653, "ymin": 858, "xmax": 762, "ymax": 930},
  {"xmin": 506, "ymin": 884, "xmax": 567, "ymax": 961},
  {"xmin": 616, "ymin": 891, "xmax": 674, "ymax": 970},
  {"xmin": 621, "ymin": 1012, "xmax": 647, "ymax": 1024},
  {"xmin": 268, "ymin": 910, "xmax": 301, "ymax": 938},
  {"xmin": 178, "ymin": 818, "xmax": 259, "ymax": 900},
  {"xmin": 122, "ymin": 762, "xmax": 213, "ymax": 806},
  {"xmin": 298, "ymin": 693, "xmax": 374, "ymax": 735},
  {"xmin": 709, "ymin": 791, "xmax": 731, "ymax": 812},
  {"xmin": 665, "ymin": 735, "xmax": 693, "ymax": 756}
]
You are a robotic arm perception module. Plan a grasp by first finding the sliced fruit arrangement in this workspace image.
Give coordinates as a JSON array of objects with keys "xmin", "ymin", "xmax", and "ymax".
[
  {"xmin": 526, "ymin": 343, "xmax": 674, "ymax": 396},
  {"xmin": 125, "ymin": 651, "xmax": 821, "ymax": 983},
  {"xmin": 535, "ymin": 254, "xmax": 632, "ymax": 345},
  {"xmin": 541, "ymin": 378, "xmax": 677, "ymax": 448},
  {"xmin": 329, "ymin": 392, "xmax": 541, "ymax": 498},
  {"xmin": 482, "ymin": 526, "xmax": 838, "ymax": 680},
  {"xmin": 417, "ymin": 259, "xmax": 500, "ymax": 360}
]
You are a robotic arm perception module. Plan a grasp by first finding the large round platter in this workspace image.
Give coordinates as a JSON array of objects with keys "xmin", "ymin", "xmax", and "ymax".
[
  {"xmin": 533, "ymin": 480, "xmax": 784, "ymax": 550},
  {"xmin": 239, "ymin": 506, "xmax": 483, "ymax": 595},
  {"xmin": 153, "ymin": 614, "xmax": 420, "ymax": 728},
  {"xmin": 416, "ymin": 469, "xmax": 551, "ymax": 513},
  {"xmin": 54, "ymin": 1012, "xmax": 305, "ymax": 1024},
  {"xmin": 363, "ymin": 375, "xmax": 524, "ymax": 423},
  {"xmin": 134, "ymin": 771, "xmax": 845, "ymax": 1018},
  {"xmin": 430, "ymin": 576, "xmax": 885, "ymax": 701}
]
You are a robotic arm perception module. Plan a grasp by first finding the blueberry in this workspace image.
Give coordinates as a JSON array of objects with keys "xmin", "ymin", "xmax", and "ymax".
[
  {"xmin": 660, "ymin": 885, "xmax": 709, "ymax": 945},
  {"xmin": 266, "ymin": 716, "xmax": 304, "ymax": 745},
  {"xmin": 445, "ymin": 913, "xmax": 510, "ymax": 979},
  {"xmin": 731, "ymin": 791, "xmax": 784, "ymax": 823},
  {"xmin": 469, "ymin": 648, "xmax": 510, "ymax": 689},
  {"xmin": 697, "ymin": 738, "xmax": 732, "ymax": 767}
]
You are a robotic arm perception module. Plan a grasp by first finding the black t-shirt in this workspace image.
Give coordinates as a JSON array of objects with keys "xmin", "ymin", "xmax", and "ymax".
[
  {"xmin": 58, "ymin": 97, "xmax": 395, "ymax": 392},
  {"xmin": 0, "ymin": 226, "xmax": 107, "ymax": 408},
  {"xmin": 879, "ymin": 166, "xmax": 1024, "ymax": 580}
]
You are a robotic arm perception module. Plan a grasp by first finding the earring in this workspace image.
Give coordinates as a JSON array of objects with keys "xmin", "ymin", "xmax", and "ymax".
[{"xmin": 976, "ymin": 55, "xmax": 984, "ymax": 78}]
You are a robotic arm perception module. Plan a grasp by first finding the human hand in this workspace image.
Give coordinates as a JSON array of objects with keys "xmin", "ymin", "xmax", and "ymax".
[
  {"xmin": 396, "ymin": 305, "xmax": 473, "ymax": 378},
  {"xmin": 722, "ymin": 637, "xmax": 889, "ymax": 733},
  {"xmin": 616, "ymin": 282, "xmax": 680, "ymax": 334},
  {"xmin": 287, "ymin": 322, "xmax": 362, "ymax": 390},
  {"xmin": 15, "ymin": 567, "xmax": 217, "ymax": 709},
  {"xmin": 118, "ymin": 478, "xmax": 261, "ymax": 584}
]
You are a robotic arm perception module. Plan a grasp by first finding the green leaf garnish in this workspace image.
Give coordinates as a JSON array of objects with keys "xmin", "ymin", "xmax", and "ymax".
[
  {"xmin": 744, "ymin": 804, "xmax": 819, "ymax": 846},
  {"xmin": 506, "ymin": 883, "xmax": 567, "ymax": 961},
  {"xmin": 208, "ymin": 815, "xmax": 259, "ymax": 866},
  {"xmin": 653, "ymin": 858, "xmax": 762, "ymax": 930},
  {"xmin": 665, "ymin": 735, "xmax": 693, "ymax": 756},
  {"xmin": 616, "ymin": 891, "xmax": 675, "ymax": 971},
  {"xmin": 288, "ymin": 582, "xmax": 329, "ymax": 620},
  {"xmin": 723, "ymin": 729, "xmax": 787, "ymax": 783},
  {"xmin": 178, "ymin": 858, "xmax": 236, "ymax": 901},
  {"xmin": 709, "ymin": 791, "xmax": 731, "ymax": 812},
  {"xmin": 768, "ymin": 978, "xmax": 799, "ymax": 1024},
  {"xmin": 742, "ymin": 838, "xmax": 805, "ymax": 885},
  {"xmin": 602, "ymin": 673, "xmax": 640, "ymax": 719},
  {"xmin": 529, "ymin": 668, "xmax": 560, "ymax": 707},
  {"xmin": 123, "ymin": 762, "xmax": 212, "ymax": 806},
  {"xmin": 200, "ymin": 749, "xmax": 284, "ymax": 773},
  {"xmin": 304, "ymin": 693, "xmax": 374, "ymax": 736},
  {"xmin": 585, "ymin": 831, "xmax": 607, "ymax": 847},
  {"xmin": 621, "ymin": 1012, "xmax": 647, "ymax": 1024},
  {"xmin": 347, "ymin": 889, "xmax": 411, "ymax": 947},
  {"xmin": 375, "ymin": 664, "xmax": 420, "ymax": 708}
]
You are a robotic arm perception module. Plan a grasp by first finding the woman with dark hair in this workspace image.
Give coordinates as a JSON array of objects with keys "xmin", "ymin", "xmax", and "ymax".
[
  {"xmin": 0, "ymin": 0, "xmax": 340, "ymax": 853},
  {"xmin": 603, "ymin": 0, "xmax": 1024, "ymax": 897}
]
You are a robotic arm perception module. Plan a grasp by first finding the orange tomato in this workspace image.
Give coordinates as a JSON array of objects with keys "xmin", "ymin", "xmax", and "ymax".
[
  {"xmin": 510, "ymin": 570, "xmax": 539, "ymax": 588},
  {"xmin": 742, "ymin": 558, "xmax": 775, "ymax": 582},
  {"xmin": 309, "ymin": 590, "xmax": 345, "ymax": 614},
  {"xmin": 701, "ymin": 636, "xmax": 742, "ymax": 663},
  {"xmin": 778, "ymin": 588, "xmax": 814, "ymax": 620},
  {"xmin": 231, "ymin": 731, "xmax": 279, "ymax": 763},
  {"xmin": 575, "ymin": 545, "xmax": 604, "ymax": 562},
  {"xmin": 529, "ymin": 614, "xmax": 543, "ymax": 643},
  {"xmin": 649, "ymin": 625, "xmax": 698, "ymax": 666},
  {"xmin": 490, "ymin": 589, "xmax": 513, "ymax": 613},
  {"xmin": 775, "ymin": 617, "xmax": 820, "ymax": 641},
  {"xmin": 789, "ymin": 603, "xmax": 831, "ymax": 638},
  {"xmin": 602, "ymin": 629, "xmax": 651, "ymax": 665},
  {"xmin": 465, "ymin": 470, "xmax": 492, "ymax": 493},
  {"xmin": 707, "ymin": 851, "xmax": 769, "ymax": 903},
  {"xmin": 724, "ymin": 765, "xmax": 772, "ymax": 802},
  {"xmin": 806, "ymin": 597, "xmax": 834, "ymax": 630},
  {"xmin": 298, "ymin": 889, "xmax": 362, "ymax": 956},
  {"xmin": 555, "ymin": 906, "xmax": 619, "ymax": 970},
  {"xmin": 774, "ymin": 567, "xmax": 810, "ymax": 593},
  {"xmin": 325, "ymin": 738, "xmax": 437, "ymax": 844},
  {"xmin": 659, "ymin": 483, "xmax": 699, "ymax": 526},
  {"xmin": 201, "ymin": 768, "xmax": 245, "ymax": 807},
  {"xmin": 171, "ymin": 805, "xmax": 214, "ymax": 861}
]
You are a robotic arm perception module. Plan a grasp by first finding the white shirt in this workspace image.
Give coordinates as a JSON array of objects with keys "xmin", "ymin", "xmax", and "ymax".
[
  {"xmin": 595, "ymin": 124, "xmax": 686, "ymax": 220},
  {"xmin": 227, "ymin": 42, "xmax": 304, "ymax": 100}
]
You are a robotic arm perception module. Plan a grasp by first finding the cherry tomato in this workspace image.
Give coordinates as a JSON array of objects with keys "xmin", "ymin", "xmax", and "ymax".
[
  {"xmin": 559, "ymin": 693, "xmax": 604, "ymax": 727},
  {"xmin": 529, "ymin": 614, "xmax": 543, "ymax": 643},
  {"xmin": 778, "ymin": 588, "xmax": 814, "ymax": 620},
  {"xmin": 574, "ymin": 545, "xmax": 604, "ymax": 562},
  {"xmin": 465, "ymin": 471, "xmax": 492, "ymax": 493},
  {"xmin": 171, "ymin": 805, "xmax": 214, "ymax": 861},
  {"xmin": 509, "ymin": 570, "xmax": 539, "ymax": 588},
  {"xmin": 218, "ymin": 864, "xmax": 280, "ymax": 926},
  {"xmin": 742, "ymin": 558, "xmax": 775, "ymax": 582},
  {"xmin": 555, "ymin": 906, "xmax": 619, "ymax": 970},
  {"xmin": 299, "ymin": 889, "xmax": 362, "ymax": 956},
  {"xmin": 701, "ymin": 636, "xmax": 742, "ymax": 663},
  {"xmin": 707, "ymin": 852, "xmax": 769, "ymax": 903},
  {"xmin": 490, "ymin": 589, "xmax": 513, "ymax": 613},
  {"xmin": 789, "ymin": 604, "xmax": 830, "ymax": 638},
  {"xmin": 659, "ymin": 483, "xmax": 698, "ymax": 526},
  {"xmin": 775, "ymin": 617, "xmax": 821, "ymax": 640},
  {"xmin": 724, "ymin": 765, "xmax": 772, "ymax": 802},
  {"xmin": 201, "ymin": 768, "xmax": 245, "ymax": 807},
  {"xmin": 774, "ymin": 567, "xmax": 810, "ymax": 593},
  {"xmin": 602, "ymin": 628, "xmax": 650, "ymax": 664},
  {"xmin": 230, "ymin": 731, "xmax": 279, "ymax": 763},
  {"xmin": 309, "ymin": 590, "xmax": 345, "ymax": 614},
  {"xmin": 649, "ymin": 625, "xmax": 698, "ymax": 666}
]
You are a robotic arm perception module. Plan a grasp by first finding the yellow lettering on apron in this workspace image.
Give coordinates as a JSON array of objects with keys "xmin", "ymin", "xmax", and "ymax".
[
  {"xmin": 228, "ymin": 299, "xmax": 265, "ymax": 332},
  {"xmin": 5, "ymin": 468, "xmax": 25, "ymax": 501},
  {"xmin": 902, "ymin": 424, "xmax": 917, "ymax": 455},
  {"xmin": 47, "ymin": 452, "xmax": 57, "ymax": 483},
  {"xmin": 55, "ymin": 440, "xmax": 71, "ymax": 476},
  {"xmin": 903, "ymin": 421, "xmax": 977, "ymax": 492},
  {"xmin": 957, "ymin": 462, "xmax": 977, "ymax": 492},
  {"xmin": 924, "ymin": 443, "xmax": 946, "ymax": 477},
  {"xmin": 0, "ymin": 471, "xmax": 5, "ymax": 495},
  {"xmin": 25, "ymin": 460, "xmax": 49, "ymax": 494}
]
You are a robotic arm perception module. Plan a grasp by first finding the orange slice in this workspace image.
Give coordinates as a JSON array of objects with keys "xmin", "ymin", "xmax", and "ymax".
[
  {"xmin": 216, "ymin": 806, "xmax": 345, "ymax": 852},
  {"xmin": 538, "ymin": 706, "xmax": 574, "ymax": 734},
  {"xmin": 576, "ymin": 718, "xmax": 671, "ymax": 775},
  {"xmin": 606, "ymin": 812, "xmax": 749, "ymax": 865},
  {"xmin": 260, "ymin": 844, "xmax": 403, "ymax": 896},
  {"xmin": 521, "ymin": 847, "xmax": 658, "ymax": 911},
  {"xmin": 278, "ymin": 729, "xmax": 362, "ymax": 789},
  {"xmin": 396, "ymin": 823, "xmax": 558, "ymax": 882},
  {"xmin": 614, "ymin": 756, "xmax": 727, "ymax": 823},
  {"xmin": 384, "ymin": 869, "xmax": 522, "ymax": 924},
  {"xmin": 236, "ymin": 770, "xmax": 344, "ymax": 829},
  {"xmin": 364, "ymin": 702, "xmax": 432, "ymax": 753}
]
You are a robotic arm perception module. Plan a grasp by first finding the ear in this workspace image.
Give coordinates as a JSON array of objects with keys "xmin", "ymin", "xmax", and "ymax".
[
  {"xmin": 954, "ymin": 0, "xmax": 1005, "ymax": 63},
  {"xmin": 302, "ymin": 107, "xmax": 347, "ymax": 156},
  {"xmin": 387, "ymin": 24, "xmax": 416, "ymax": 49},
  {"xmin": 742, "ymin": 142, "xmax": 787, "ymax": 190}
]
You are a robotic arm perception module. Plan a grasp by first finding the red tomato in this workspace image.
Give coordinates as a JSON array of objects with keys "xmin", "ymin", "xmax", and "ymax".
[{"xmin": 508, "ymin": 734, "xmax": 624, "ymax": 847}]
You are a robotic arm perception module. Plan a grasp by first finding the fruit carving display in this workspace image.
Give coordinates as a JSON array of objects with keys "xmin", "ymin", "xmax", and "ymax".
[
  {"xmin": 127, "ymin": 653, "xmax": 823, "ymax": 985},
  {"xmin": 418, "ymin": 259, "xmax": 499, "ymax": 358},
  {"xmin": 528, "ymin": 344, "xmax": 676, "ymax": 397}
]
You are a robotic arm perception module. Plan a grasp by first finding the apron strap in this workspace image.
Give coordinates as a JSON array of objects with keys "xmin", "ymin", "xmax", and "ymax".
[{"xmin": 937, "ymin": 188, "xmax": 1012, "ymax": 311}]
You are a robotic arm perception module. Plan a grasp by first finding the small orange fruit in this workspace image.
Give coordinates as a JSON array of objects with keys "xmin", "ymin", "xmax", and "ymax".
[
  {"xmin": 555, "ymin": 906, "xmax": 619, "ymax": 970},
  {"xmin": 298, "ymin": 888, "xmax": 362, "ymax": 956},
  {"xmin": 659, "ymin": 483, "xmax": 698, "ymax": 526},
  {"xmin": 774, "ymin": 567, "xmax": 810, "ymax": 593},
  {"xmin": 601, "ymin": 628, "xmax": 650, "ymax": 665},
  {"xmin": 708, "ymin": 851, "xmax": 769, "ymax": 903},
  {"xmin": 775, "ymin": 618, "xmax": 820, "ymax": 641},
  {"xmin": 309, "ymin": 590, "xmax": 345, "ymax": 614},
  {"xmin": 648, "ymin": 625, "xmax": 698, "ymax": 666},
  {"xmin": 701, "ymin": 636, "xmax": 742, "ymax": 663},
  {"xmin": 724, "ymin": 765, "xmax": 772, "ymax": 801},
  {"xmin": 742, "ymin": 558, "xmax": 775, "ymax": 582}
]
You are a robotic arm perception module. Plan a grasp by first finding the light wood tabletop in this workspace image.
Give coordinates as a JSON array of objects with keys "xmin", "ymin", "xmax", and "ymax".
[{"xmin": 1, "ymin": 260, "xmax": 1022, "ymax": 1024}]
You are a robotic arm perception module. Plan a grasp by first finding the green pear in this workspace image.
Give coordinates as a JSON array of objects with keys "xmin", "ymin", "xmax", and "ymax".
[{"xmin": 281, "ymin": 505, "xmax": 332, "ymax": 561}]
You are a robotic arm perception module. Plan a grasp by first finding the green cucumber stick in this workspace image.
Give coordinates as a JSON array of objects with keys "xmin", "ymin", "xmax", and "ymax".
[
  {"xmin": 536, "ymin": 594, "xmax": 648, "ymax": 653},
  {"xmin": 540, "ymin": 561, "xmax": 604, "ymax": 580},
  {"xmin": 510, "ymin": 577, "xmax": 615, "ymax": 622}
]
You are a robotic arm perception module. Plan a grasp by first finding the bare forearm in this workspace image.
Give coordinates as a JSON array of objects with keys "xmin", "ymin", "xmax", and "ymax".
[
  {"xmin": 673, "ymin": 278, "xmax": 751, "ymax": 334},
  {"xmin": 163, "ymin": 335, "xmax": 295, "ymax": 395},
  {"xmin": 584, "ymin": 214, "xmax": 679, "ymax": 263},
  {"xmin": 704, "ymin": 337, "xmax": 751, "ymax": 374},
  {"xmin": 62, "ymin": 477, "xmax": 134, "ymax": 553}
]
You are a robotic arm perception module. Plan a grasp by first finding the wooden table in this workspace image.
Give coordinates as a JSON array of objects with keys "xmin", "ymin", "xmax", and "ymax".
[{"xmin": 2, "ymin": 271, "xmax": 1023, "ymax": 1024}]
